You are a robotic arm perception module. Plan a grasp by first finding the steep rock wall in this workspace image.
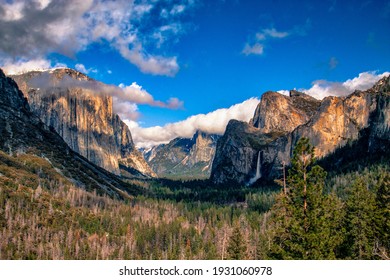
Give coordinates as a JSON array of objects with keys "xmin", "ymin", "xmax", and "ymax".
[{"xmin": 12, "ymin": 69, "xmax": 155, "ymax": 178}]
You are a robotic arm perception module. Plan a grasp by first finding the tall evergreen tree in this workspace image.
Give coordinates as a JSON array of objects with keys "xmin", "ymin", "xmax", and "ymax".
[
  {"xmin": 345, "ymin": 178, "xmax": 376, "ymax": 259},
  {"xmin": 227, "ymin": 225, "xmax": 247, "ymax": 260},
  {"xmin": 268, "ymin": 138, "xmax": 344, "ymax": 259},
  {"xmin": 374, "ymin": 173, "xmax": 390, "ymax": 259}
]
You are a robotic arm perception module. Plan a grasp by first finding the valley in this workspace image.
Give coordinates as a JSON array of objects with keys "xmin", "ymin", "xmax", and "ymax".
[{"xmin": 0, "ymin": 68, "xmax": 389, "ymax": 260}]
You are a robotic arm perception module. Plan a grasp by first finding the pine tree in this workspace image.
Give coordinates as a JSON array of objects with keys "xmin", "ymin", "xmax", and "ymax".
[
  {"xmin": 345, "ymin": 178, "xmax": 376, "ymax": 259},
  {"xmin": 227, "ymin": 225, "xmax": 247, "ymax": 260},
  {"xmin": 266, "ymin": 192, "xmax": 295, "ymax": 259},
  {"xmin": 374, "ymin": 173, "xmax": 390, "ymax": 259},
  {"xmin": 268, "ymin": 138, "xmax": 344, "ymax": 259}
]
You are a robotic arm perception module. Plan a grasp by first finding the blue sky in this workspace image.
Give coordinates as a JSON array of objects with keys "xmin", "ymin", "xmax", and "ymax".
[{"xmin": 1, "ymin": 0, "xmax": 389, "ymax": 147}]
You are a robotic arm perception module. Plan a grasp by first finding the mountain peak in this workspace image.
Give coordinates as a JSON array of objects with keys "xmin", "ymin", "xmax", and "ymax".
[
  {"xmin": 46, "ymin": 68, "xmax": 92, "ymax": 81},
  {"xmin": 11, "ymin": 67, "xmax": 92, "ymax": 82},
  {"xmin": 250, "ymin": 89, "xmax": 320, "ymax": 133},
  {"xmin": 142, "ymin": 130, "xmax": 220, "ymax": 179}
]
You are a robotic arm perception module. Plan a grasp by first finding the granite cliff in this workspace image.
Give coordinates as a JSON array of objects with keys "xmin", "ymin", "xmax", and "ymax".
[
  {"xmin": 0, "ymin": 69, "xmax": 143, "ymax": 198},
  {"xmin": 211, "ymin": 77, "xmax": 390, "ymax": 184},
  {"xmin": 11, "ymin": 68, "xmax": 155, "ymax": 178},
  {"xmin": 250, "ymin": 90, "xmax": 320, "ymax": 133}
]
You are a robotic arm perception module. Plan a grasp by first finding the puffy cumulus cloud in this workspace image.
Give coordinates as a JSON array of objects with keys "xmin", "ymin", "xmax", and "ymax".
[
  {"xmin": 119, "ymin": 82, "xmax": 183, "ymax": 109},
  {"xmin": 126, "ymin": 98, "xmax": 260, "ymax": 148},
  {"xmin": 0, "ymin": 0, "xmax": 197, "ymax": 76},
  {"xmin": 119, "ymin": 82, "xmax": 154, "ymax": 104},
  {"xmin": 303, "ymin": 71, "xmax": 390, "ymax": 100}
]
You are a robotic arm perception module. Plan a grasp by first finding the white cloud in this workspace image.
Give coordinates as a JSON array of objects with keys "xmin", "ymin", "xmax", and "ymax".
[
  {"xmin": 117, "ymin": 43, "xmax": 179, "ymax": 77},
  {"xmin": 36, "ymin": 0, "xmax": 51, "ymax": 10},
  {"xmin": 153, "ymin": 23, "xmax": 183, "ymax": 48},
  {"xmin": 1, "ymin": 1, "xmax": 25, "ymax": 21},
  {"xmin": 242, "ymin": 27, "xmax": 288, "ymax": 56},
  {"xmin": 127, "ymin": 97, "xmax": 260, "ymax": 148},
  {"xmin": 303, "ymin": 71, "xmax": 390, "ymax": 100},
  {"xmin": 257, "ymin": 28, "xmax": 289, "ymax": 40},
  {"xmin": 0, "ymin": 0, "xmax": 196, "ymax": 76},
  {"xmin": 243, "ymin": 22, "xmax": 310, "ymax": 56},
  {"xmin": 112, "ymin": 98, "xmax": 140, "ymax": 121},
  {"xmin": 242, "ymin": 43, "xmax": 264, "ymax": 56},
  {"xmin": 118, "ymin": 82, "xmax": 183, "ymax": 109},
  {"xmin": 75, "ymin": 63, "xmax": 97, "ymax": 74},
  {"xmin": 75, "ymin": 63, "xmax": 88, "ymax": 74},
  {"xmin": 133, "ymin": 4, "xmax": 153, "ymax": 17},
  {"xmin": 128, "ymin": 71, "xmax": 390, "ymax": 148},
  {"xmin": 171, "ymin": 5, "xmax": 186, "ymax": 15},
  {"xmin": 1, "ymin": 58, "xmax": 66, "ymax": 74},
  {"xmin": 22, "ymin": 73, "xmax": 184, "ymax": 120}
]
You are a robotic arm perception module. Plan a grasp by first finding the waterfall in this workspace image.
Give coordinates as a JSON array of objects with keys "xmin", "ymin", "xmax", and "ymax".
[
  {"xmin": 255, "ymin": 151, "xmax": 261, "ymax": 179},
  {"xmin": 248, "ymin": 151, "xmax": 261, "ymax": 185}
]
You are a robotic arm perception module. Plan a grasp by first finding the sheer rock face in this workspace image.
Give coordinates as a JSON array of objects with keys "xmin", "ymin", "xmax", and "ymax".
[
  {"xmin": 292, "ymin": 91, "xmax": 373, "ymax": 158},
  {"xmin": 250, "ymin": 90, "xmax": 321, "ymax": 133},
  {"xmin": 0, "ymin": 68, "xmax": 142, "ymax": 198},
  {"xmin": 211, "ymin": 77, "xmax": 390, "ymax": 184},
  {"xmin": 11, "ymin": 68, "xmax": 155, "ymax": 178},
  {"xmin": 143, "ymin": 131, "xmax": 220, "ymax": 178},
  {"xmin": 189, "ymin": 131, "xmax": 219, "ymax": 166}
]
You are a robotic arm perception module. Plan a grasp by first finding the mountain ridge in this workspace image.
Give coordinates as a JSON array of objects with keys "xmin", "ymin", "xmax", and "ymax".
[
  {"xmin": 211, "ymin": 76, "xmax": 390, "ymax": 184},
  {"xmin": 142, "ymin": 130, "xmax": 220, "ymax": 179}
]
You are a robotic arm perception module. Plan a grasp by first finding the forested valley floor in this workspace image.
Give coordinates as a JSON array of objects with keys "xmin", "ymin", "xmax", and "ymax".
[{"xmin": 0, "ymin": 138, "xmax": 389, "ymax": 260}]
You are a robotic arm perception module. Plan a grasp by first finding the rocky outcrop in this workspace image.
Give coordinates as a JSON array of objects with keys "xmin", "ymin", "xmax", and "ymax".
[
  {"xmin": 0, "ymin": 68, "xmax": 143, "ymax": 198},
  {"xmin": 211, "ymin": 77, "xmax": 390, "ymax": 185},
  {"xmin": 143, "ymin": 131, "xmax": 220, "ymax": 178},
  {"xmin": 11, "ymin": 68, "xmax": 155, "ymax": 178},
  {"xmin": 250, "ymin": 90, "xmax": 320, "ymax": 133}
]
